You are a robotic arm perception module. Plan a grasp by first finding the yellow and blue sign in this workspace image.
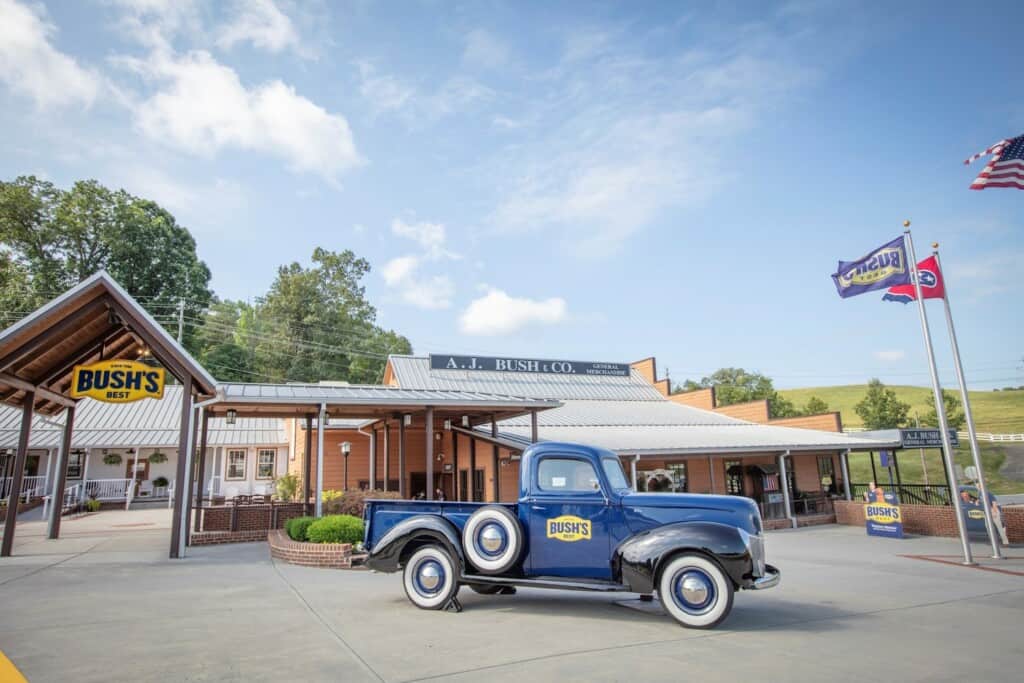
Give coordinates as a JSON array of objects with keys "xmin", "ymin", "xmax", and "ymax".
[
  {"xmin": 71, "ymin": 360, "xmax": 165, "ymax": 403},
  {"xmin": 832, "ymin": 236, "xmax": 911, "ymax": 298},
  {"xmin": 865, "ymin": 493, "xmax": 904, "ymax": 539},
  {"xmin": 546, "ymin": 515, "xmax": 592, "ymax": 542}
]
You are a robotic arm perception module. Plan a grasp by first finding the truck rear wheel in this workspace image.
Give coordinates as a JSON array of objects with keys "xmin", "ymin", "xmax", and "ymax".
[
  {"xmin": 403, "ymin": 545, "xmax": 459, "ymax": 610},
  {"xmin": 657, "ymin": 553, "xmax": 734, "ymax": 629},
  {"xmin": 462, "ymin": 506, "xmax": 523, "ymax": 575}
]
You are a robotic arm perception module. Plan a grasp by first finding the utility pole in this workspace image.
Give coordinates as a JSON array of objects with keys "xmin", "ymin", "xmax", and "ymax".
[{"xmin": 177, "ymin": 298, "xmax": 185, "ymax": 343}]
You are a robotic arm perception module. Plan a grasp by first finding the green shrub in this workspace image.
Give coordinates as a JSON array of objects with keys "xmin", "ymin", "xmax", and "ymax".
[
  {"xmin": 306, "ymin": 514, "xmax": 364, "ymax": 544},
  {"xmin": 285, "ymin": 516, "xmax": 317, "ymax": 542},
  {"xmin": 85, "ymin": 499, "xmax": 101, "ymax": 513},
  {"xmin": 275, "ymin": 473, "xmax": 300, "ymax": 502}
]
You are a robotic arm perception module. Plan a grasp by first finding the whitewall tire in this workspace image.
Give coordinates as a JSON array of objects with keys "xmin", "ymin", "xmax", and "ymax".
[
  {"xmin": 658, "ymin": 553, "xmax": 734, "ymax": 629},
  {"xmin": 462, "ymin": 506, "xmax": 523, "ymax": 575},
  {"xmin": 403, "ymin": 545, "xmax": 459, "ymax": 610}
]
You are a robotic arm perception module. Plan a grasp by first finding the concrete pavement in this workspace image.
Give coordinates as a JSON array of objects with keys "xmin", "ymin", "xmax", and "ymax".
[{"xmin": 0, "ymin": 518, "xmax": 1021, "ymax": 682}]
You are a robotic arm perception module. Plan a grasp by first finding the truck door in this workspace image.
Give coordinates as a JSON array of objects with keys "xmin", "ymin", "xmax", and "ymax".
[{"xmin": 526, "ymin": 454, "xmax": 613, "ymax": 580}]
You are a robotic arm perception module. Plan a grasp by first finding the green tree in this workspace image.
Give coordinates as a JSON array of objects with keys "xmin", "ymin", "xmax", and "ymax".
[
  {"xmin": 921, "ymin": 390, "xmax": 966, "ymax": 431},
  {"xmin": 802, "ymin": 396, "xmax": 830, "ymax": 416},
  {"xmin": 678, "ymin": 367, "xmax": 797, "ymax": 418},
  {"xmin": 854, "ymin": 379, "xmax": 910, "ymax": 429},
  {"xmin": 0, "ymin": 176, "xmax": 213, "ymax": 352}
]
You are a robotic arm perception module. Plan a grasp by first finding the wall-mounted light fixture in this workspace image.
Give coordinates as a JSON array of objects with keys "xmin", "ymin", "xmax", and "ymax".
[
  {"xmin": 443, "ymin": 419, "xmax": 452, "ymax": 431},
  {"xmin": 226, "ymin": 409, "xmax": 237, "ymax": 425},
  {"xmin": 461, "ymin": 415, "xmax": 470, "ymax": 427},
  {"xmin": 340, "ymin": 441, "xmax": 351, "ymax": 457},
  {"xmin": 403, "ymin": 413, "xmax": 412, "ymax": 427},
  {"xmin": 436, "ymin": 452, "xmax": 444, "ymax": 462}
]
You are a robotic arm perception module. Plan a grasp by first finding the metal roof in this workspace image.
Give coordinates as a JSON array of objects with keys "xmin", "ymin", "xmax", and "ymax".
[
  {"xmin": 387, "ymin": 355, "xmax": 665, "ymax": 401},
  {"xmin": 0, "ymin": 385, "xmax": 286, "ymax": 449},
  {"xmin": 493, "ymin": 423, "xmax": 900, "ymax": 456},
  {"xmin": 216, "ymin": 382, "xmax": 561, "ymax": 409},
  {"xmin": 498, "ymin": 399, "xmax": 745, "ymax": 428}
]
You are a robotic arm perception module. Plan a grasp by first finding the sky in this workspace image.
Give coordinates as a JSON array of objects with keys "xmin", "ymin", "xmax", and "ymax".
[{"xmin": 1, "ymin": 0, "xmax": 1022, "ymax": 391}]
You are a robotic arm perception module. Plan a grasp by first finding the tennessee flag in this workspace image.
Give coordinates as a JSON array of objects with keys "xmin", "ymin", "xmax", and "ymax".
[{"xmin": 882, "ymin": 256, "xmax": 945, "ymax": 303}]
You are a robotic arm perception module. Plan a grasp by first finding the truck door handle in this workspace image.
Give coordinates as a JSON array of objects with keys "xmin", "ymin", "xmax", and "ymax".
[{"xmin": 531, "ymin": 505, "xmax": 545, "ymax": 511}]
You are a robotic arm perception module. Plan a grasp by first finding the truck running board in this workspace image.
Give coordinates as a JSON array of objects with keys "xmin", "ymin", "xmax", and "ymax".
[{"xmin": 461, "ymin": 574, "xmax": 631, "ymax": 593}]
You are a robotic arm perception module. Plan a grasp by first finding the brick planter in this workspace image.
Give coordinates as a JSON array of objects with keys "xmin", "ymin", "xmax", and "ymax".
[
  {"xmin": 267, "ymin": 529, "xmax": 357, "ymax": 569},
  {"xmin": 834, "ymin": 499, "xmax": 1024, "ymax": 542}
]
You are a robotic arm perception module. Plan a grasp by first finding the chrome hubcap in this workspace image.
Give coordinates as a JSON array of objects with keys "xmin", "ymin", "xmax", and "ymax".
[
  {"xmin": 672, "ymin": 568, "xmax": 715, "ymax": 615},
  {"xmin": 480, "ymin": 524, "xmax": 504, "ymax": 553},
  {"xmin": 419, "ymin": 564, "xmax": 441, "ymax": 590},
  {"xmin": 680, "ymin": 575, "xmax": 709, "ymax": 605}
]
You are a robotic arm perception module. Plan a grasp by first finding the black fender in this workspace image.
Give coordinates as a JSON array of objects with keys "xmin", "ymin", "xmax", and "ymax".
[
  {"xmin": 612, "ymin": 521, "xmax": 754, "ymax": 594},
  {"xmin": 366, "ymin": 515, "xmax": 466, "ymax": 574}
]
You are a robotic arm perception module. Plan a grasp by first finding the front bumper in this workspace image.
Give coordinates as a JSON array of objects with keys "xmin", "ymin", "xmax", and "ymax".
[{"xmin": 750, "ymin": 564, "xmax": 780, "ymax": 590}]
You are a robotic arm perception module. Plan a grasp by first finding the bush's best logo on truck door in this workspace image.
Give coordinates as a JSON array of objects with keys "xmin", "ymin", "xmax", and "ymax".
[
  {"xmin": 546, "ymin": 515, "xmax": 591, "ymax": 542},
  {"xmin": 71, "ymin": 360, "xmax": 165, "ymax": 403}
]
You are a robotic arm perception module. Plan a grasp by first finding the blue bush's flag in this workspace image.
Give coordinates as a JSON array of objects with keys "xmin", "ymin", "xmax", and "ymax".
[{"xmin": 831, "ymin": 236, "xmax": 912, "ymax": 299}]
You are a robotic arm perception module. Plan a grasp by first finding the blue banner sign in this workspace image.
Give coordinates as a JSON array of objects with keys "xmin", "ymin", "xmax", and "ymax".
[
  {"xmin": 899, "ymin": 428, "xmax": 960, "ymax": 448},
  {"xmin": 865, "ymin": 490, "xmax": 904, "ymax": 539},
  {"xmin": 831, "ymin": 236, "xmax": 911, "ymax": 298},
  {"xmin": 429, "ymin": 354, "xmax": 630, "ymax": 377}
]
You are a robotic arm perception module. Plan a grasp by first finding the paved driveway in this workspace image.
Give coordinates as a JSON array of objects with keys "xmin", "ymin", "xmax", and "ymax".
[{"xmin": 0, "ymin": 523, "xmax": 1021, "ymax": 682}]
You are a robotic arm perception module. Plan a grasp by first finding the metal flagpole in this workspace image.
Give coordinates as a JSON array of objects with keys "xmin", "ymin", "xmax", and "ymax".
[
  {"xmin": 903, "ymin": 222, "xmax": 973, "ymax": 565},
  {"xmin": 932, "ymin": 245, "xmax": 1002, "ymax": 559}
]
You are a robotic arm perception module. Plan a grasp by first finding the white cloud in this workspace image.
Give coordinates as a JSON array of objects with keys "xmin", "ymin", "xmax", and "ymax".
[
  {"xmin": 459, "ymin": 289, "xmax": 567, "ymax": 336},
  {"xmin": 381, "ymin": 256, "xmax": 453, "ymax": 309},
  {"xmin": 0, "ymin": 0, "xmax": 101, "ymax": 109},
  {"xmin": 391, "ymin": 218, "xmax": 456, "ymax": 259},
  {"xmin": 356, "ymin": 61, "xmax": 492, "ymax": 125},
  {"xmin": 356, "ymin": 60, "xmax": 415, "ymax": 114},
  {"xmin": 217, "ymin": 0, "xmax": 303, "ymax": 55},
  {"xmin": 120, "ymin": 49, "xmax": 362, "ymax": 181},
  {"xmin": 463, "ymin": 29, "xmax": 509, "ymax": 69},
  {"xmin": 874, "ymin": 350, "xmax": 906, "ymax": 362},
  {"xmin": 109, "ymin": 0, "xmax": 203, "ymax": 50}
]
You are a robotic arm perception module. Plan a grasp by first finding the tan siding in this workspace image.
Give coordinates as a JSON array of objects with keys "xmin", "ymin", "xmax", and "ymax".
[
  {"xmin": 668, "ymin": 388, "xmax": 716, "ymax": 410},
  {"xmin": 770, "ymin": 412, "xmax": 843, "ymax": 432},
  {"xmin": 713, "ymin": 400, "xmax": 770, "ymax": 423},
  {"xmin": 630, "ymin": 357, "xmax": 657, "ymax": 384}
]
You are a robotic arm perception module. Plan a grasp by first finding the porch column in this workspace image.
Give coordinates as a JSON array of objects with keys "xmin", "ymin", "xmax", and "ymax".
[
  {"xmin": 303, "ymin": 414, "xmax": 313, "ymax": 512},
  {"xmin": 530, "ymin": 409, "xmax": 538, "ymax": 443},
  {"xmin": 368, "ymin": 429, "xmax": 377, "ymax": 490},
  {"xmin": 840, "ymin": 450, "xmax": 852, "ymax": 501},
  {"xmin": 80, "ymin": 447, "xmax": 91, "ymax": 503},
  {"xmin": 169, "ymin": 376, "xmax": 194, "ymax": 559},
  {"xmin": 631, "ymin": 455, "xmax": 639, "ymax": 491},
  {"xmin": 315, "ymin": 403, "xmax": 325, "ymax": 517},
  {"xmin": 452, "ymin": 431, "xmax": 460, "ymax": 501},
  {"xmin": 127, "ymin": 443, "xmax": 141, "ymax": 511},
  {"xmin": 193, "ymin": 410, "xmax": 210, "ymax": 533},
  {"xmin": 708, "ymin": 455, "xmax": 716, "ymax": 493},
  {"xmin": 398, "ymin": 415, "xmax": 407, "ymax": 497},
  {"xmin": 382, "ymin": 420, "xmax": 390, "ymax": 492},
  {"xmin": 184, "ymin": 406, "xmax": 201, "ymax": 544},
  {"xmin": 425, "ymin": 407, "xmax": 434, "ymax": 500},
  {"xmin": 491, "ymin": 414, "xmax": 499, "ymax": 502},
  {"xmin": 48, "ymin": 405, "xmax": 75, "ymax": 540},
  {"xmin": 469, "ymin": 437, "xmax": 477, "ymax": 502},
  {"xmin": 1, "ymin": 392, "xmax": 34, "ymax": 556},
  {"xmin": 777, "ymin": 451, "xmax": 796, "ymax": 529}
]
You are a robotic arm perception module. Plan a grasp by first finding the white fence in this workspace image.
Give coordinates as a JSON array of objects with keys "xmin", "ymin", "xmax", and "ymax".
[
  {"xmin": 84, "ymin": 478, "xmax": 133, "ymax": 501},
  {"xmin": 843, "ymin": 428, "xmax": 1024, "ymax": 442},
  {"xmin": 0, "ymin": 475, "xmax": 49, "ymax": 503}
]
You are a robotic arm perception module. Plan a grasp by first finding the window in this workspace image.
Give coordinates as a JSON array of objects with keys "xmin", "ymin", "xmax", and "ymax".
[
  {"xmin": 725, "ymin": 460, "xmax": 744, "ymax": 495},
  {"xmin": 602, "ymin": 458, "xmax": 630, "ymax": 491},
  {"xmin": 667, "ymin": 463, "xmax": 688, "ymax": 493},
  {"xmin": 538, "ymin": 458, "xmax": 600, "ymax": 493},
  {"xmin": 256, "ymin": 449, "xmax": 276, "ymax": 479},
  {"xmin": 226, "ymin": 449, "xmax": 247, "ymax": 480},
  {"xmin": 66, "ymin": 450, "xmax": 85, "ymax": 479}
]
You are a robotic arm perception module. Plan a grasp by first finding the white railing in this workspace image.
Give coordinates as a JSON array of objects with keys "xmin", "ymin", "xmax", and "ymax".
[
  {"xmin": 42, "ymin": 483, "xmax": 82, "ymax": 520},
  {"xmin": 85, "ymin": 478, "xmax": 132, "ymax": 501},
  {"xmin": 843, "ymin": 428, "xmax": 1024, "ymax": 442},
  {"xmin": 0, "ymin": 475, "xmax": 49, "ymax": 503}
]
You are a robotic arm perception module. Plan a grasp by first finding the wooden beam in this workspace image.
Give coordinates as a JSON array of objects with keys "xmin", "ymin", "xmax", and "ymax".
[
  {"xmin": 0, "ymin": 373, "xmax": 75, "ymax": 408},
  {"xmin": 0, "ymin": 299, "xmax": 108, "ymax": 372},
  {"xmin": 169, "ymin": 376, "xmax": 193, "ymax": 559},
  {"xmin": 425, "ymin": 407, "xmax": 434, "ymax": 500},
  {"xmin": 47, "ymin": 405, "xmax": 75, "ymax": 539},
  {"xmin": 194, "ymin": 409, "xmax": 210, "ymax": 532},
  {"xmin": 491, "ymin": 414, "xmax": 499, "ymax": 502},
  {"xmin": 1, "ymin": 392, "xmax": 34, "ymax": 556}
]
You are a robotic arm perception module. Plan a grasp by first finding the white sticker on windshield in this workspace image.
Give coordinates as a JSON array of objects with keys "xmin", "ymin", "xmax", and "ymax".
[{"xmin": 551, "ymin": 476, "xmax": 567, "ymax": 488}]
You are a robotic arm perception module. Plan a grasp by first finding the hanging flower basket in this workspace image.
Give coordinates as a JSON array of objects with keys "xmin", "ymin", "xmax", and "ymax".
[
  {"xmin": 149, "ymin": 452, "xmax": 168, "ymax": 464},
  {"xmin": 102, "ymin": 453, "xmax": 122, "ymax": 466}
]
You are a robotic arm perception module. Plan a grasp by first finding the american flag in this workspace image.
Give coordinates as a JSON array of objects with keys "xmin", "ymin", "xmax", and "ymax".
[
  {"xmin": 763, "ymin": 474, "xmax": 779, "ymax": 492},
  {"xmin": 964, "ymin": 134, "xmax": 1024, "ymax": 190}
]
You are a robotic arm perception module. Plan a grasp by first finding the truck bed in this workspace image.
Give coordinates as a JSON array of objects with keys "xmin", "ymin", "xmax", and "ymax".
[{"xmin": 364, "ymin": 499, "xmax": 517, "ymax": 551}]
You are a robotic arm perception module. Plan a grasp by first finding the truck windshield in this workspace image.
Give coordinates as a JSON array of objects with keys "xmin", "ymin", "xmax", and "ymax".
[{"xmin": 602, "ymin": 458, "xmax": 631, "ymax": 491}]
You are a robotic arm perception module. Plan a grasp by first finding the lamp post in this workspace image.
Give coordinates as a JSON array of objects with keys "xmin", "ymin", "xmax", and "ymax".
[{"xmin": 341, "ymin": 441, "xmax": 351, "ymax": 490}]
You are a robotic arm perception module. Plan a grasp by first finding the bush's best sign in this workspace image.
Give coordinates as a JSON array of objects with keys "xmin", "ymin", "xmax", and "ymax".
[
  {"xmin": 71, "ymin": 360, "xmax": 165, "ymax": 403},
  {"xmin": 429, "ymin": 354, "xmax": 630, "ymax": 377}
]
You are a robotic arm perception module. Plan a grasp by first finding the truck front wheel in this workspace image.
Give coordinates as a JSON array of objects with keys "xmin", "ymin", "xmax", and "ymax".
[
  {"xmin": 403, "ymin": 545, "xmax": 459, "ymax": 610},
  {"xmin": 657, "ymin": 553, "xmax": 734, "ymax": 629}
]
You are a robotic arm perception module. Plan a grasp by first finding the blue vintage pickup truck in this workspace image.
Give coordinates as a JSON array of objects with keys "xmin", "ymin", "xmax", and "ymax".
[{"xmin": 364, "ymin": 442, "xmax": 779, "ymax": 628}]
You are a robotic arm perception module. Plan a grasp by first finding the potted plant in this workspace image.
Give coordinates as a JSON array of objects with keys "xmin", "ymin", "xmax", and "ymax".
[
  {"xmin": 149, "ymin": 451, "xmax": 168, "ymax": 464},
  {"xmin": 85, "ymin": 497, "xmax": 101, "ymax": 513},
  {"xmin": 153, "ymin": 476, "xmax": 169, "ymax": 496},
  {"xmin": 103, "ymin": 452, "xmax": 122, "ymax": 466}
]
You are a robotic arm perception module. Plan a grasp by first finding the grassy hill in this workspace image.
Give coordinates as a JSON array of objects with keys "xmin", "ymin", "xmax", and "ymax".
[{"xmin": 778, "ymin": 384, "xmax": 1024, "ymax": 434}]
